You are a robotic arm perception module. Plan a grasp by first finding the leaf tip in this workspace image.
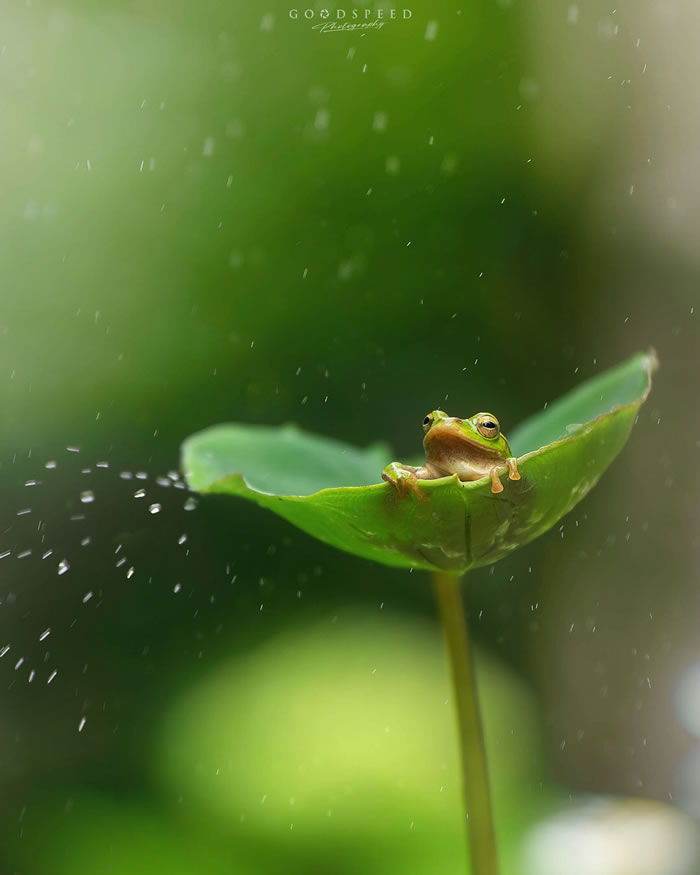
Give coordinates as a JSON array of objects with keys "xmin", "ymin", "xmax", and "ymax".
[{"xmin": 644, "ymin": 347, "xmax": 659, "ymax": 376}]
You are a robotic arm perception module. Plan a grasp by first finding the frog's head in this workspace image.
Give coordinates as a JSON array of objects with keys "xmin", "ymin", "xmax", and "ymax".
[{"xmin": 422, "ymin": 410, "xmax": 511, "ymax": 460}]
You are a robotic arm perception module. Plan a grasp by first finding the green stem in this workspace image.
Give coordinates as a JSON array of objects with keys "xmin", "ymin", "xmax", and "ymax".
[{"xmin": 432, "ymin": 570, "xmax": 499, "ymax": 875}]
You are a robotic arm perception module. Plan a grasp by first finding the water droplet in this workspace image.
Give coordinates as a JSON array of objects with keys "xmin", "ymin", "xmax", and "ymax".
[
  {"xmin": 314, "ymin": 108, "xmax": 329, "ymax": 131},
  {"xmin": 148, "ymin": 503, "xmax": 161, "ymax": 514},
  {"xmin": 58, "ymin": 559, "xmax": 70, "ymax": 576},
  {"xmin": 372, "ymin": 111, "xmax": 387, "ymax": 132},
  {"xmin": 385, "ymin": 155, "xmax": 400, "ymax": 175},
  {"xmin": 425, "ymin": 20, "xmax": 438, "ymax": 40},
  {"xmin": 80, "ymin": 490, "xmax": 95, "ymax": 504}
]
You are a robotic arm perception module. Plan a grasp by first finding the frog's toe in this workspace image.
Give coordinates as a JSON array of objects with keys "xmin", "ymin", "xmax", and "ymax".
[
  {"xmin": 407, "ymin": 480, "xmax": 429, "ymax": 503},
  {"xmin": 506, "ymin": 457, "xmax": 521, "ymax": 481}
]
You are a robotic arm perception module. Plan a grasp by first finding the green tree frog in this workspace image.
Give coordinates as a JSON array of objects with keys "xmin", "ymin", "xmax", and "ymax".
[{"xmin": 382, "ymin": 410, "xmax": 520, "ymax": 501}]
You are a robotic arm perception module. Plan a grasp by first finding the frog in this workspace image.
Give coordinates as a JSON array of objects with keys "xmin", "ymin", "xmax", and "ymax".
[{"xmin": 382, "ymin": 410, "xmax": 520, "ymax": 501}]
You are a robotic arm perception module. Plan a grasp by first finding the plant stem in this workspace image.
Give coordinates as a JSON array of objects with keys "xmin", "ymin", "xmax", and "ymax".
[{"xmin": 432, "ymin": 570, "xmax": 499, "ymax": 875}]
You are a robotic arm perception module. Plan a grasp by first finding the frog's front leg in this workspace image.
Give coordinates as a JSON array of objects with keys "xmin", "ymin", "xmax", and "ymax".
[
  {"xmin": 488, "ymin": 458, "xmax": 520, "ymax": 494},
  {"xmin": 382, "ymin": 462, "xmax": 431, "ymax": 503},
  {"xmin": 505, "ymin": 457, "xmax": 520, "ymax": 481},
  {"xmin": 488, "ymin": 466, "xmax": 505, "ymax": 494}
]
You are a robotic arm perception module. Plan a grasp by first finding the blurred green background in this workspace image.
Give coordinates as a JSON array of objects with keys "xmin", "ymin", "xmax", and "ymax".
[{"xmin": 1, "ymin": 0, "xmax": 699, "ymax": 872}]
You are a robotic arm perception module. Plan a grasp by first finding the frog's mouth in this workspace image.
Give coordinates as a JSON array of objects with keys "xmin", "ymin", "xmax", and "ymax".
[{"xmin": 424, "ymin": 423, "xmax": 503, "ymax": 458}]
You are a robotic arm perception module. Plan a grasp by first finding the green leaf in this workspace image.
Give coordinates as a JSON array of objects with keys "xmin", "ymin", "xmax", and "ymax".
[{"xmin": 181, "ymin": 350, "xmax": 657, "ymax": 573}]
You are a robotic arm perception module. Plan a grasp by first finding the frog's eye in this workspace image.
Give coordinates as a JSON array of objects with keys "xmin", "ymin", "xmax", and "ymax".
[
  {"xmin": 423, "ymin": 414, "xmax": 434, "ymax": 432},
  {"xmin": 476, "ymin": 414, "xmax": 500, "ymax": 439}
]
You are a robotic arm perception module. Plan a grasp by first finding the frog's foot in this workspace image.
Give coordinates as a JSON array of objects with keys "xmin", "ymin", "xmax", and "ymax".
[
  {"xmin": 505, "ymin": 457, "xmax": 520, "ymax": 481},
  {"xmin": 489, "ymin": 466, "xmax": 504, "ymax": 494},
  {"xmin": 382, "ymin": 462, "xmax": 429, "ymax": 503}
]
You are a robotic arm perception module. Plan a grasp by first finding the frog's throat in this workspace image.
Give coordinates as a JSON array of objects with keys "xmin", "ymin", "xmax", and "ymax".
[{"xmin": 424, "ymin": 426, "xmax": 504, "ymax": 459}]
